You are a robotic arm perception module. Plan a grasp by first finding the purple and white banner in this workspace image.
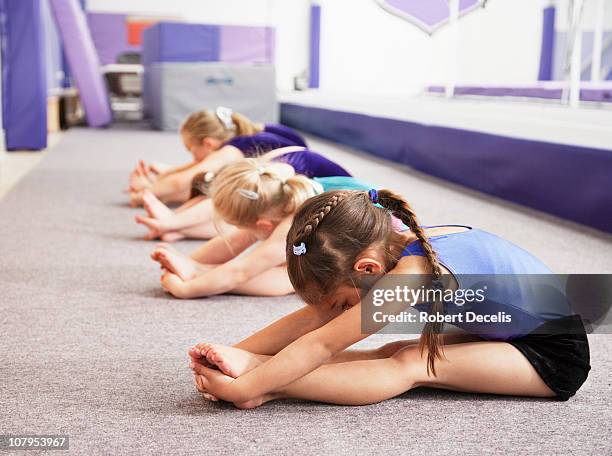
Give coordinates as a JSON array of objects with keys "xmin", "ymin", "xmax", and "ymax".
[{"xmin": 376, "ymin": 0, "xmax": 484, "ymax": 34}]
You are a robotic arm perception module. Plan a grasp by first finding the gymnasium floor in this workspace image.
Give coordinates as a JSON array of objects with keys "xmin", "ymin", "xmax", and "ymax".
[{"xmin": 1, "ymin": 125, "xmax": 611, "ymax": 455}]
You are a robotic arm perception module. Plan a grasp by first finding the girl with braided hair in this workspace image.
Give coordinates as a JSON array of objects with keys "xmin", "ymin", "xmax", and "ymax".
[
  {"xmin": 127, "ymin": 107, "xmax": 308, "ymax": 207},
  {"xmin": 186, "ymin": 189, "xmax": 590, "ymax": 408},
  {"xmin": 151, "ymin": 158, "xmax": 374, "ymax": 299}
]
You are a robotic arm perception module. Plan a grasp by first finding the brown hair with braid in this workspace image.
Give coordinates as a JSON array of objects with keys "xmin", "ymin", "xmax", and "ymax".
[{"xmin": 286, "ymin": 189, "xmax": 445, "ymax": 375}]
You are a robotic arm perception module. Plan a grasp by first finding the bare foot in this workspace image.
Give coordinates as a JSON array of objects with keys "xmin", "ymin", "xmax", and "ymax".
[
  {"xmin": 135, "ymin": 214, "xmax": 162, "ymax": 240},
  {"xmin": 161, "ymin": 232, "xmax": 186, "ymax": 242},
  {"xmin": 142, "ymin": 189, "xmax": 173, "ymax": 219},
  {"xmin": 128, "ymin": 161, "xmax": 154, "ymax": 192},
  {"xmin": 134, "ymin": 213, "xmax": 186, "ymax": 242},
  {"xmin": 130, "ymin": 191, "xmax": 144, "ymax": 207},
  {"xmin": 197, "ymin": 343, "xmax": 263, "ymax": 378},
  {"xmin": 150, "ymin": 247, "xmax": 201, "ymax": 280},
  {"xmin": 233, "ymin": 395, "xmax": 270, "ymax": 410}
]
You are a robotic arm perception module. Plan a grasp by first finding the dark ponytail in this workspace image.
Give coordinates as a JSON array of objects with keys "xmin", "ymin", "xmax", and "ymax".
[{"xmin": 377, "ymin": 189, "xmax": 445, "ymax": 376}]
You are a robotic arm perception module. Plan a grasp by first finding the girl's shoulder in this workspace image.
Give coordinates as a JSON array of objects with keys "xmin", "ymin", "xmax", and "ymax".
[{"xmin": 391, "ymin": 255, "xmax": 431, "ymax": 275}]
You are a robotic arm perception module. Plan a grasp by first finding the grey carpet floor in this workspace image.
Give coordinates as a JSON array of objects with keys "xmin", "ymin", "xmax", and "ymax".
[{"xmin": 1, "ymin": 125, "xmax": 611, "ymax": 455}]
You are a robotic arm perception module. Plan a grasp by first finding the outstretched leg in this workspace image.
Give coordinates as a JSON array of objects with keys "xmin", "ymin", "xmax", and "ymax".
[
  {"xmin": 268, "ymin": 341, "xmax": 555, "ymax": 405},
  {"xmin": 195, "ymin": 341, "xmax": 555, "ymax": 408},
  {"xmin": 137, "ymin": 198, "xmax": 220, "ymax": 241}
]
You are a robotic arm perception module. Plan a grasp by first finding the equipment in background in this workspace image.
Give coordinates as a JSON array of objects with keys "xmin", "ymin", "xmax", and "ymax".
[
  {"xmin": 147, "ymin": 63, "xmax": 277, "ymax": 131},
  {"xmin": 142, "ymin": 22, "xmax": 277, "ymax": 131},
  {"xmin": 48, "ymin": 0, "xmax": 112, "ymax": 127},
  {"xmin": 103, "ymin": 64, "xmax": 143, "ymax": 121}
]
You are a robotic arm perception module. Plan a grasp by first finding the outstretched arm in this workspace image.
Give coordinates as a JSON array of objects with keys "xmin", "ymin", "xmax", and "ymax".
[
  {"xmin": 233, "ymin": 305, "xmax": 336, "ymax": 355},
  {"xmin": 196, "ymin": 258, "xmax": 430, "ymax": 402},
  {"xmin": 202, "ymin": 302, "xmax": 367, "ymax": 403},
  {"xmin": 189, "ymin": 228, "xmax": 258, "ymax": 265},
  {"xmin": 149, "ymin": 146, "xmax": 244, "ymax": 203}
]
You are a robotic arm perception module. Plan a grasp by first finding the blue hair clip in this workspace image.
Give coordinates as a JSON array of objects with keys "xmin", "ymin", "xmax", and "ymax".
[
  {"xmin": 293, "ymin": 242, "xmax": 307, "ymax": 256},
  {"xmin": 368, "ymin": 189, "xmax": 378, "ymax": 204}
]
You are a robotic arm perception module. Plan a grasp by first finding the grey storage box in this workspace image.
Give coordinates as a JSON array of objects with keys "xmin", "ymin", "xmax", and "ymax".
[{"xmin": 145, "ymin": 62, "xmax": 278, "ymax": 131}]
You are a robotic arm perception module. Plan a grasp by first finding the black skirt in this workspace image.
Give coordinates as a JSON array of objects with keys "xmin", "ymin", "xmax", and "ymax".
[{"xmin": 507, "ymin": 315, "xmax": 591, "ymax": 401}]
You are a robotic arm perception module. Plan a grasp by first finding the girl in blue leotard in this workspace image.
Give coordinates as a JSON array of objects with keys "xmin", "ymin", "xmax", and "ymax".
[
  {"xmin": 135, "ymin": 147, "xmax": 352, "ymax": 241},
  {"xmin": 151, "ymin": 160, "xmax": 373, "ymax": 299},
  {"xmin": 128, "ymin": 107, "xmax": 307, "ymax": 206},
  {"xmin": 187, "ymin": 188, "xmax": 590, "ymax": 408}
]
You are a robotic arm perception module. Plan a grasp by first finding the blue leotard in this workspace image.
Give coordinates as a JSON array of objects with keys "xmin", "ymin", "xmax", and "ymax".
[
  {"xmin": 224, "ymin": 124, "xmax": 307, "ymax": 156},
  {"xmin": 314, "ymin": 176, "xmax": 373, "ymax": 192},
  {"xmin": 403, "ymin": 226, "xmax": 574, "ymax": 340}
]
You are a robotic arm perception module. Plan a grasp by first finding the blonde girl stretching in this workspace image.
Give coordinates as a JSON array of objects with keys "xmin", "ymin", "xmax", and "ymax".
[
  {"xmin": 188, "ymin": 189, "xmax": 591, "ymax": 408},
  {"xmin": 135, "ymin": 147, "xmax": 350, "ymax": 241},
  {"xmin": 151, "ymin": 159, "xmax": 371, "ymax": 299},
  {"xmin": 128, "ymin": 107, "xmax": 307, "ymax": 206}
]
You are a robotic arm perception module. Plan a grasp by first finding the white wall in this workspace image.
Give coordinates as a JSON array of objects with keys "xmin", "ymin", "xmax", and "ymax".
[
  {"xmin": 85, "ymin": 0, "xmax": 311, "ymax": 91},
  {"xmin": 317, "ymin": 0, "xmax": 549, "ymax": 94}
]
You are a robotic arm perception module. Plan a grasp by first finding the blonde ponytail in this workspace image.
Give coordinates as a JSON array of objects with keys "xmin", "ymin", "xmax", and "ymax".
[
  {"xmin": 181, "ymin": 109, "xmax": 263, "ymax": 143},
  {"xmin": 231, "ymin": 112, "xmax": 263, "ymax": 137},
  {"xmin": 210, "ymin": 158, "xmax": 319, "ymax": 227}
]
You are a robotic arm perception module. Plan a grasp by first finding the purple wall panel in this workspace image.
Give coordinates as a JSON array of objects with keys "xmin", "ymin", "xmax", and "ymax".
[
  {"xmin": 538, "ymin": 6, "xmax": 555, "ymax": 81},
  {"xmin": 220, "ymin": 25, "xmax": 274, "ymax": 64},
  {"xmin": 309, "ymin": 5, "xmax": 320, "ymax": 88},
  {"xmin": 87, "ymin": 13, "xmax": 140, "ymax": 65},
  {"xmin": 49, "ymin": 0, "xmax": 111, "ymax": 127},
  {"xmin": 1, "ymin": 0, "xmax": 47, "ymax": 150},
  {"xmin": 281, "ymin": 103, "xmax": 612, "ymax": 233}
]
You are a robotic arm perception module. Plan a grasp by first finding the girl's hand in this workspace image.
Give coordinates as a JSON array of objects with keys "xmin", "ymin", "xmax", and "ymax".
[
  {"xmin": 161, "ymin": 270, "xmax": 189, "ymax": 299},
  {"xmin": 191, "ymin": 363, "xmax": 244, "ymax": 403}
]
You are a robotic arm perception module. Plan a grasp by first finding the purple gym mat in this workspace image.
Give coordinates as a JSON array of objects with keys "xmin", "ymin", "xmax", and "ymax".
[
  {"xmin": 142, "ymin": 23, "xmax": 220, "ymax": 65},
  {"xmin": 0, "ymin": 0, "xmax": 47, "ymax": 150},
  {"xmin": 376, "ymin": 0, "xmax": 482, "ymax": 34},
  {"xmin": 427, "ymin": 82, "xmax": 612, "ymax": 103},
  {"xmin": 281, "ymin": 102, "xmax": 612, "ymax": 233},
  {"xmin": 143, "ymin": 22, "xmax": 275, "ymax": 65},
  {"xmin": 48, "ymin": 0, "xmax": 112, "ymax": 127}
]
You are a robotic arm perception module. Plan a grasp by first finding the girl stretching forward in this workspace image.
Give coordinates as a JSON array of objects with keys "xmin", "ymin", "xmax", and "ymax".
[
  {"xmin": 128, "ymin": 107, "xmax": 307, "ymax": 206},
  {"xmin": 136, "ymin": 147, "xmax": 350, "ymax": 241},
  {"xmin": 188, "ymin": 189, "xmax": 591, "ymax": 407},
  {"xmin": 152, "ymin": 159, "xmax": 372, "ymax": 299}
]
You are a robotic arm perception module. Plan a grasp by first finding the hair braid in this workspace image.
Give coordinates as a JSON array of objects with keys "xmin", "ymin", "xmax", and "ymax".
[
  {"xmin": 296, "ymin": 194, "xmax": 344, "ymax": 241},
  {"xmin": 377, "ymin": 189, "xmax": 445, "ymax": 376}
]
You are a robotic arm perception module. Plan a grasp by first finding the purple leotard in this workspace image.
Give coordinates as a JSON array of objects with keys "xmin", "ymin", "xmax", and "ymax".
[
  {"xmin": 224, "ymin": 124, "xmax": 308, "ymax": 157},
  {"xmin": 274, "ymin": 149, "xmax": 351, "ymax": 178}
]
